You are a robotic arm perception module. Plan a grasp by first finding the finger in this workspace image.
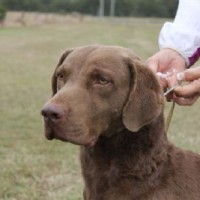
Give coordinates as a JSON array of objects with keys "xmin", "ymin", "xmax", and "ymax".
[
  {"xmin": 173, "ymin": 95, "xmax": 199, "ymax": 106},
  {"xmin": 167, "ymin": 76, "xmax": 177, "ymax": 88},
  {"xmin": 164, "ymin": 71, "xmax": 179, "ymax": 101},
  {"xmin": 157, "ymin": 75, "xmax": 168, "ymax": 89},
  {"xmin": 174, "ymin": 79, "xmax": 200, "ymax": 97},
  {"xmin": 146, "ymin": 57, "xmax": 159, "ymax": 73},
  {"xmin": 177, "ymin": 67, "xmax": 200, "ymax": 82}
]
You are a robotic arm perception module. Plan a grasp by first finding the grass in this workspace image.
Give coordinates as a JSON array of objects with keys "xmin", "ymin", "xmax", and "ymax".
[{"xmin": 0, "ymin": 16, "xmax": 200, "ymax": 200}]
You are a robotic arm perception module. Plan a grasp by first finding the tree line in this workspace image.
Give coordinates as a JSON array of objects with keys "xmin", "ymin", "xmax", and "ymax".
[{"xmin": 0, "ymin": 0, "xmax": 178, "ymax": 18}]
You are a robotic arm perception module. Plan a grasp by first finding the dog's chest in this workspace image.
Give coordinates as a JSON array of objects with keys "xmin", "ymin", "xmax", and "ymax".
[
  {"xmin": 80, "ymin": 147, "xmax": 123, "ymax": 184},
  {"xmin": 80, "ymin": 146, "xmax": 154, "ymax": 200}
]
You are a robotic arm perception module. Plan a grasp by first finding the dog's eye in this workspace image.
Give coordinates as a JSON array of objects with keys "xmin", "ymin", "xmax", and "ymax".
[
  {"xmin": 57, "ymin": 73, "xmax": 64, "ymax": 80},
  {"xmin": 97, "ymin": 76, "xmax": 110, "ymax": 85}
]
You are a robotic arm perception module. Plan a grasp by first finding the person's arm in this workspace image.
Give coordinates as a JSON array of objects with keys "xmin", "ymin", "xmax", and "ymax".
[
  {"xmin": 147, "ymin": 0, "xmax": 200, "ymax": 105},
  {"xmin": 159, "ymin": 0, "xmax": 200, "ymax": 67}
]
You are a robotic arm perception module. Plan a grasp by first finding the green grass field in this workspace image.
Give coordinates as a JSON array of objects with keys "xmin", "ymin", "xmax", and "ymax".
[{"xmin": 1, "ymin": 17, "xmax": 200, "ymax": 200}]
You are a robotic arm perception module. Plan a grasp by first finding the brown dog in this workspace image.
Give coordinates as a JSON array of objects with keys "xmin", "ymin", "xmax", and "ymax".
[{"xmin": 41, "ymin": 45, "xmax": 200, "ymax": 200}]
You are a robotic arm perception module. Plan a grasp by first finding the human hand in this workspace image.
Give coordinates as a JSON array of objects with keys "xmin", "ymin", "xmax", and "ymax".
[
  {"xmin": 173, "ymin": 67, "xmax": 200, "ymax": 105},
  {"xmin": 146, "ymin": 48, "xmax": 186, "ymax": 89}
]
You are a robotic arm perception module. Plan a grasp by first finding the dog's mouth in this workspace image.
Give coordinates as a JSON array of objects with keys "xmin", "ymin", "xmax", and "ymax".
[{"xmin": 43, "ymin": 122, "xmax": 98, "ymax": 147}]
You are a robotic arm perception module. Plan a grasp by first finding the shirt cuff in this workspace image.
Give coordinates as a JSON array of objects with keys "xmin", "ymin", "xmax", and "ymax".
[{"xmin": 159, "ymin": 22, "xmax": 200, "ymax": 67}]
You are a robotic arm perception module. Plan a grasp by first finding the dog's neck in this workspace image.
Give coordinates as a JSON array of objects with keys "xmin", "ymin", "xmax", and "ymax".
[{"xmin": 81, "ymin": 111, "xmax": 169, "ymax": 180}]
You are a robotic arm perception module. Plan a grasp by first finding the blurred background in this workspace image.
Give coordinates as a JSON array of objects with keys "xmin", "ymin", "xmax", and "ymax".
[
  {"xmin": 1, "ymin": 1, "xmax": 200, "ymax": 200},
  {"xmin": 0, "ymin": 0, "xmax": 178, "ymax": 21}
]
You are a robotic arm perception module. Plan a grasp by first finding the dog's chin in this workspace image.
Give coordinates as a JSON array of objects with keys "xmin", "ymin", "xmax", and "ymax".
[
  {"xmin": 45, "ymin": 130, "xmax": 98, "ymax": 147},
  {"xmin": 45, "ymin": 130, "xmax": 55, "ymax": 140},
  {"xmin": 57, "ymin": 135, "xmax": 98, "ymax": 147}
]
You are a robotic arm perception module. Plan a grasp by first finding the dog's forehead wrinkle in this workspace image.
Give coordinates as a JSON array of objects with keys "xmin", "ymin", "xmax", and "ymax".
[
  {"xmin": 85, "ymin": 60, "xmax": 130, "ymax": 83},
  {"xmin": 86, "ymin": 52, "xmax": 127, "ymax": 70}
]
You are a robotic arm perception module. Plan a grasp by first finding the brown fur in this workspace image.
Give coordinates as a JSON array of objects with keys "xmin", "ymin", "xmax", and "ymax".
[{"xmin": 41, "ymin": 45, "xmax": 200, "ymax": 200}]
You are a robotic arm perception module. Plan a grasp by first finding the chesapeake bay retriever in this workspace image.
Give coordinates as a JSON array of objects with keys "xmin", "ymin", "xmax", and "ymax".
[{"xmin": 41, "ymin": 45, "xmax": 200, "ymax": 200}]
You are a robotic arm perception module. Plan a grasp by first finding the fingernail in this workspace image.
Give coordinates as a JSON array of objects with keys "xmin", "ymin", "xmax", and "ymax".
[
  {"xmin": 172, "ymin": 69, "xmax": 177, "ymax": 74},
  {"xmin": 177, "ymin": 72, "xmax": 185, "ymax": 81},
  {"xmin": 156, "ymin": 72, "xmax": 167, "ymax": 79},
  {"xmin": 166, "ymin": 71, "xmax": 173, "ymax": 77}
]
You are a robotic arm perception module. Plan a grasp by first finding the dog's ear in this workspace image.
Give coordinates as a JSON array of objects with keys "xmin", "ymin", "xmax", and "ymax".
[
  {"xmin": 52, "ymin": 49, "xmax": 74, "ymax": 96},
  {"xmin": 123, "ymin": 58, "xmax": 163, "ymax": 132}
]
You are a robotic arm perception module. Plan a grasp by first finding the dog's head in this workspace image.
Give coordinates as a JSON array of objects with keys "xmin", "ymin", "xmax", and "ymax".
[{"xmin": 41, "ymin": 45, "xmax": 163, "ymax": 146}]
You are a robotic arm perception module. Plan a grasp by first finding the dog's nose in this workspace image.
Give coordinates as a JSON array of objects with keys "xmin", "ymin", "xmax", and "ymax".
[{"xmin": 41, "ymin": 103, "xmax": 64, "ymax": 122}]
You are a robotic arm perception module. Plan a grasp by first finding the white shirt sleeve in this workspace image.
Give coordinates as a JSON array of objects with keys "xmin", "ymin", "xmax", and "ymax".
[{"xmin": 159, "ymin": 0, "xmax": 200, "ymax": 66}]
